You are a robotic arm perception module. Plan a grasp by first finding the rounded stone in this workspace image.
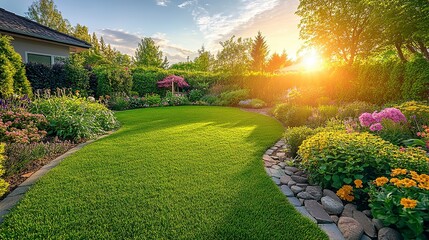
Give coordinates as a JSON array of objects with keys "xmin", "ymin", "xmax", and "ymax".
[
  {"xmin": 323, "ymin": 189, "xmax": 342, "ymax": 203},
  {"xmin": 291, "ymin": 185, "xmax": 304, "ymax": 194},
  {"xmin": 291, "ymin": 175, "xmax": 308, "ymax": 184},
  {"xmin": 330, "ymin": 215, "xmax": 339, "ymax": 224},
  {"xmin": 338, "ymin": 217, "xmax": 364, "ymax": 240},
  {"xmin": 378, "ymin": 227, "xmax": 402, "ymax": 240},
  {"xmin": 287, "ymin": 180, "xmax": 296, "ymax": 187},
  {"xmin": 306, "ymin": 186, "xmax": 323, "ymax": 201},
  {"xmin": 353, "ymin": 210, "xmax": 376, "ymax": 238},
  {"xmin": 372, "ymin": 218, "xmax": 384, "ymax": 231},
  {"xmin": 321, "ymin": 196, "xmax": 344, "ymax": 215}
]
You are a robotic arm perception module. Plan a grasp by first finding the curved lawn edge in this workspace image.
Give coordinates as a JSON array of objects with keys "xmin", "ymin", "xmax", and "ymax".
[{"xmin": 0, "ymin": 106, "xmax": 328, "ymax": 239}]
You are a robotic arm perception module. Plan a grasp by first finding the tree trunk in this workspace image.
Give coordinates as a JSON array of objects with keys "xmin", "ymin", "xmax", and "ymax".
[
  {"xmin": 395, "ymin": 42, "xmax": 407, "ymax": 63},
  {"xmin": 417, "ymin": 40, "xmax": 429, "ymax": 61},
  {"xmin": 406, "ymin": 44, "xmax": 418, "ymax": 54}
]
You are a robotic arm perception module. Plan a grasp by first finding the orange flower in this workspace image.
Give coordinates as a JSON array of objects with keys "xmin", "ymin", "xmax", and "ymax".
[
  {"xmin": 394, "ymin": 178, "xmax": 417, "ymax": 188},
  {"xmin": 375, "ymin": 177, "xmax": 389, "ymax": 187},
  {"xmin": 391, "ymin": 168, "xmax": 407, "ymax": 177},
  {"xmin": 354, "ymin": 179, "xmax": 363, "ymax": 188},
  {"xmin": 400, "ymin": 198, "xmax": 418, "ymax": 209},
  {"xmin": 390, "ymin": 178, "xmax": 399, "ymax": 184},
  {"xmin": 336, "ymin": 185, "xmax": 354, "ymax": 202}
]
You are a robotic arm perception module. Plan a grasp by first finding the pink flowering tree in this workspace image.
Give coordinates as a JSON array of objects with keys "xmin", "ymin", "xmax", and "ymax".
[{"xmin": 157, "ymin": 75, "xmax": 189, "ymax": 95}]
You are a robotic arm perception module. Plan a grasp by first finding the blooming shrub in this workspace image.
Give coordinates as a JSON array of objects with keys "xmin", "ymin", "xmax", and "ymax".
[
  {"xmin": 369, "ymin": 169, "xmax": 429, "ymax": 239},
  {"xmin": 297, "ymin": 131, "xmax": 429, "ymax": 189},
  {"xmin": 30, "ymin": 96, "xmax": 118, "ymax": 141},
  {"xmin": 395, "ymin": 101, "xmax": 429, "ymax": 129},
  {"xmin": 0, "ymin": 110, "xmax": 48, "ymax": 143},
  {"xmin": 0, "ymin": 143, "xmax": 9, "ymax": 197},
  {"xmin": 4, "ymin": 140, "xmax": 73, "ymax": 177},
  {"xmin": 359, "ymin": 108, "xmax": 412, "ymax": 145},
  {"xmin": 163, "ymin": 92, "xmax": 189, "ymax": 106},
  {"xmin": 238, "ymin": 99, "xmax": 266, "ymax": 109}
]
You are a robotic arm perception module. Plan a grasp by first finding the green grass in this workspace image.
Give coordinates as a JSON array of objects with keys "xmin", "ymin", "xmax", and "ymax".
[{"xmin": 0, "ymin": 106, "xmax": 328, "ymax": 239}]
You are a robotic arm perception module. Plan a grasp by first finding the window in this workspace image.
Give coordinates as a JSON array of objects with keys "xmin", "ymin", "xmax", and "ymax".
[
  {"xmin": 26, "ymin": 53, "xmax": 68, "ymax": 66},
  {"xmin": 27, "ymin": 53, "xmax": 52, "ymax": 66}
]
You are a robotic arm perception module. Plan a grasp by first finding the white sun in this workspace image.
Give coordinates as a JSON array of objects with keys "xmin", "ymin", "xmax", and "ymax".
[{"xmin": 302, "ymin": 48, "xmax": 323, "ymax": 71}]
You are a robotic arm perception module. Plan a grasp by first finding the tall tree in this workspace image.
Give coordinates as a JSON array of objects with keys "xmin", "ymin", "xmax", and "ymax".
[
  {"xmin": 250, "ymin": 31, "xmax": 269, "ymax": 71},
  {"xmin": 194, "ymin": 46, "xmax": 214, "ymax": 72},
  {"xmin": 214, "ymin": 36, "xmax": 252, "ymax": 74},
  {"xmin": 266, "ymin": 51, "xmax": 292, "ymax": 72},
  {"xmin": 73, "ymin": 24, "xmax": 91, "ymax": 43},
  {"xmin": 296, "ymin": 0, "xmax": 377, "ymax": 65},
  {"xmin": 27, "ymin": 0, "xmax": 72, "ymax": 34},
  {"xmin": 133, "ymin": 37, "xmax": 167, "ymax": 68}
]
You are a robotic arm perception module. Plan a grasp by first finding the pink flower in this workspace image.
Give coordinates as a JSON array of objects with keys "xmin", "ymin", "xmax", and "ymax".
[
  {"xmin": 359, "ymin": 112, "xmax": 376, "ymax": 127},
  {"xmin": 369, "ymin": 123, "xmax": 383, "ymax": 132}
]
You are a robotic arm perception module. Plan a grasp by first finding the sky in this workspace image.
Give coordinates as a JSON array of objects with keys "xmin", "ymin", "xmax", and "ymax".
[{"xmin": 0, "ymin": 0, "xmax": 303, "ymax": 64}]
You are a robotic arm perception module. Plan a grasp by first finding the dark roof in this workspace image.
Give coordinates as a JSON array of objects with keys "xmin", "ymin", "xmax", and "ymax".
[{"xmin": 0, "ymin": 8, "xmax": 91, "ymax": 49}]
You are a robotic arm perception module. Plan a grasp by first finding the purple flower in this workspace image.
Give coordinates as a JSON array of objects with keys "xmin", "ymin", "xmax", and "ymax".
[
  {"xmin": 372, "ymin": 108, "xmax": 407, "ymax": 123},
  {"xmin": 369, "ymin": 123, "xmax": 383, "ymax": 132},
  {"xmin": 359, "ymin": 112, "xmax": 376, "ymax": 127}
]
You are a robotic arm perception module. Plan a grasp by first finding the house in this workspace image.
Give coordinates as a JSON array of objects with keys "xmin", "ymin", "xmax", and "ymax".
[{"xmin": 0, "ymin": 8, "xmax": 91, "ymax": 66}]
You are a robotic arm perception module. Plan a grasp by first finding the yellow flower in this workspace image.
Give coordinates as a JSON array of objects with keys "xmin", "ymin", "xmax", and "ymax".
[
  {"xmin": 410, "ymin": 171, "xmax": 420, "ymax": 181},
  {"xmin": 391, "ymin": 168, "xmax": 407, "ymax": 177},
  {"xmin": 390, "ymin": 178, "xmax": 399, "ymax": 184},
  {"xmin": 375, "ymin": 177, "xmax": 389, "ymax": 187},
  {"xmin": 354, "ymin": 179, "xmax": 363, "ymax": 188},
  {"xmin": 400, "ymin": 198, "xmax": 418, "ymax": 209},
  {"xmin": 395, "ymin": 178, "xmax": 417, "ymax": 188}
]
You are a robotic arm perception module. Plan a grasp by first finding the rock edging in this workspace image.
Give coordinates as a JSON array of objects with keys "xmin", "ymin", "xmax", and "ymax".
[
  {"xmin": 0, "ymin": 133, "xmax": 113, "ymax": 223},
  {"xmin": 263, "ymin": 139, "xmax": 401, "ymax": 240}
]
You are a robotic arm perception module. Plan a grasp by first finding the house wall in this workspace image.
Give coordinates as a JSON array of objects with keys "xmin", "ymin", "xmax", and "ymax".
[{"xmin": 10, "ymin": 36, "xmax": 70, "ymax": 63}]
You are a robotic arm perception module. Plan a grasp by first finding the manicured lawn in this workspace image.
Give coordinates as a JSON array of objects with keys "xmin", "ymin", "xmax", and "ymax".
[{"xmin": 0, "ymin": 106, "xmax": 327, "ymax": 239}]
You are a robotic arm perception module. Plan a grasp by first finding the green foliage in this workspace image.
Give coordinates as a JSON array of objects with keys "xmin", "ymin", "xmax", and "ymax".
[
  {"xmin": 0, "ymin": 35, "xmax": 32, "ymax": 97},
  {"xmin": 95, "ymin": 66, "xmax": 132, "ymax": 97},
  {"xmin": 284, "ymin": 126, "xmax": 316, "ymax": 157},
  {"xmin": 144, "ymin": 93, "xmax": 161, "ymax": 106},
  {"xmin": 395, "ymin": 101, "xmax": 429, "ymax": 128},
  {"xmin": 266, "ymin": 51, "xmax": 292, "ymax": 73},
  {"xmin": 273, "ymin": 103, "xmax": 313, "ymax": 127},
  {"xmin": 0, "ymin": 143, "xmax": 9, "ymax": 197},
  {"xmin": 214, "ymin": 36, "xmax": 252, "ymax": 74},
  {"xmin": 4, "ymin": 140, "xmax": 73, "ymax": 178},
  {"xmin": 26, "ymin": 0, "xmax": 72, "ymax": 34},
  {"xmin": 337, "ymin": 101, "xmax": 377, "ymax": 119},
  {"xmin": 402, "ymin": 57, "xmax": 429, "ymax": 101},
  {"xmin": 369, "ymin": 170, "xmax": 429, "ymax": 240},
  {"xmin": 250, "ymin": 31, "xmax": 269, "ymax": 72},
  {"xmin": 188, "ymin": 89, "xmax": 204, "ymax": 102},
  {"xmin": 200, "ymin": 95, "xmax": 218, "ymax": 105},
  {"xmin": 298, "ymin": 131, "xmax": 429, "ymax": 189},
  {"xmin": 238, "ymin": 99, "xmax": 267, "ymax": 109},
  {"xmin": 30, "ymin": 96, "xmax": 118, "ymax": 141},
  {"xmin": 308, "ymin": 105, "xmax": 338, "ymax": 127},
  {"xmin": 134, "ymin": 38, "xmax": 167, "ymax": 69},
  {"xmin": 218, "ymin": 89, "xmax": 249, "ymax": 106},
  {"xmin": 162, "ymin": 92, "xmax": 189, "ymax": 106},
  {"xmin": 376, "ymin": 119, "xmax": 413, "ymax": 146},
  {"xmin": 193, "ymin": 46, "xmax": 214, "ymax": 72},
  {"xmin": 65, "ymin": 54, "xmax": 89, "ymax": 96}
]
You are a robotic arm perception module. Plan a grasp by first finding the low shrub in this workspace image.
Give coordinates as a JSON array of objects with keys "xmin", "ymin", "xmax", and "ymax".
[
  {"xmin": 238, "ymin": 99, "xmax": 266, "ymax": 109},
  {"xmin": 337, "ymin": 101, "xmax": 377, "ymax": 120},
  {"xmin": 298, "ymin": 131, "xmax": 429, "ymax": 190},
  {"xmin": 4, "ymin": 140, "xmax": 73, "ymax": 178},
  {"xmin": 95, "ymin": 66, "xmax": 133, "ymax": 97},
  {"xmin": 200, "ymin": 95, "xmax": 218, "ymax": 105},
  {"xmin": 308, "ymin": 105, "xmax": 339, "ymax": 127},
  {"xmin": 30, "ymin": 96, "xmax": 118, "ymax": 141},
  {"xmin": 369, "ymin": 169, "xmax": 429, "ymax": 239},
  {"xmin": 144, "ymin": 93, "xmax": 161, "ymax": 106},
  {"xmin": 284, "ymin": 126, "xmax": 316, "ymax": 157},
  {"xmin": 395, "ymin": 101, "xmax": 429, "ymax": 129},
  {"xmin": 109, "ymin": 96, "xmax": 130, "ymax": 111},
  {"xmin": 0, "ymin": 110, "xmax": 48, "ymax": 143},
  {"xmin": 218, "ymin": 89, "xmax": 249, "ymax": 106},
  {"xmin": 273, "ymin": 103, "xmax": 313, "ymax": 127},
  {"xmin": 188, "ymin": 89, "xmax": 204, "ymax": 102},
  {"xmin": 0, "ymin": 143, "xmax": 8, "ymax": 197},
  {"xmin": 162, "ymin": 92, "xmax": 189, "ymax": 106}
]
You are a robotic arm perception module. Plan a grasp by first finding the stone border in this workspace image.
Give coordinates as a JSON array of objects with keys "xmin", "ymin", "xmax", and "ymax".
[
  {"xmin": 264, "ymin": 139, "xmax": 345, "ymax": 240},
  {"xmin": 0, "ymin": 133, "xmax": 112, "ymax": 223}
]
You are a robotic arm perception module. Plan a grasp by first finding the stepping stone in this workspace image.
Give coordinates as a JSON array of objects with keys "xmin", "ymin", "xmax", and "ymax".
[
  {"xmin": 272, "ymin": 177, "xmax": 281, "ymax": 185},
  {"xmin": 291, "ymin": 185, "xmax": 304, "ymax": 194},
  {"xmin": 291, "ymin": 175, "xmax": 308, "ymax": 183},
  {"xmin": 323, "ymin": 189, "xmax": 342, "ymax": 203},
  {"xmin": 295, "ymin": 206, "xmax": 317, "ymax": 223},
  {"xmin": 280, "ymin": 175, "xmax": 292, "ymax": 185},
  {"xmin": 280, "ymin": 185, "xmax": 294, "ymax": 197},
  {"xmin": 306, "ymin": 186, "xmax": 323, "ymax": 201},
  {"xmin": 353, "ymin": 210, "xmax": 376, "ymax": 238},
  {"xmin": 338, "ymin": 217, "xmax": 363, "ymax": 240},
  {"xmin": 304, "ymin": 200, "xmax": 333, "ymax": 223},
  {"xmin": 319, "ymin": 223, "xmax": 345, "ymax": 240},
  {"xmin": 321, "ymin": 196, "xmax": 344, "ymax": 215}
]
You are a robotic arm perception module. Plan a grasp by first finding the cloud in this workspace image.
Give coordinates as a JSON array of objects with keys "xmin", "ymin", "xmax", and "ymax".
[
  {"xmin": 179, "ymin": 0, "xmax": 282, "ymax": 51},
  {"xmin": 97, "ymin": 29, "xmax": 196, "ymax": 63},
  {"xmin": 156, "ymin": 0, "xmax": 170, "ymax": 6}
]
